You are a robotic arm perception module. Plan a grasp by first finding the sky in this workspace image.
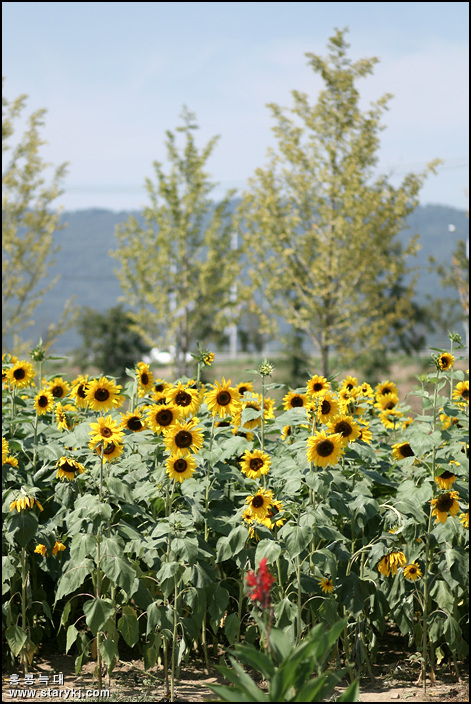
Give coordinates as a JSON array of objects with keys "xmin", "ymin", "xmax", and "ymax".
[{"xmin": 2, "ymin": 1, "xmax": 469, "ymax": 212}]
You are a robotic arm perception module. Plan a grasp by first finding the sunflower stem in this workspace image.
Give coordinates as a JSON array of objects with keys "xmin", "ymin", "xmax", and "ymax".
[
  {"xmin": 20, "ymin": 547, "xmax": 29, "ymax": 675},
  {"xmin": 296, "ymin": 555, "xmax": 302, "ymax": 644},
  {"xmin": 204, "ymin": 416, "xmax": 216, "ymax": 542},
  {"xmin": 32, "ymin": 412, "xmax": 39, "ymax": 471}
]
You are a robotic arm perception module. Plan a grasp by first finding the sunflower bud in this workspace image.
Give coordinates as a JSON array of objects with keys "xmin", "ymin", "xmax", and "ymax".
[
  {"xmin": 30, "ymin": 340, "xmax": 46, "ymax": 362},
  {"xmin": 258, "ymin": 359, "xmax": 275, "ymax": 377}
]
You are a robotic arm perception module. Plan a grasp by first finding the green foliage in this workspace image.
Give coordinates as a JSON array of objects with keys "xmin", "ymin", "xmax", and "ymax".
[
  {"xmin": 2, "ymin": 79, "xmax": 74, "ymax": 353},
  {"xmin": 208, "ymin": 619, "xmax": 359, "ymax": 702},
  {"xmin": 111, "ymin": 106, "xmax": 240, "ymax": 376},
  {"xmin": 238, "ymin": 28, "xmax": 440, "ymax": 376},
  {"xmin": 72, "ymin": 304, "xmax": 150, "ymax": 379}
]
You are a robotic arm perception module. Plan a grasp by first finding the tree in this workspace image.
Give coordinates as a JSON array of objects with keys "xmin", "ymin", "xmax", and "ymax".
[
  {"xmin": 428, "ymin": 237, "xmax": 469, "ymax": 347},
  {"xmin": 238, "ymin": 29, "xmax": 439, "ymax": 376},
  {"xmin": 73, "ymin": 305, "xmax": 151, "ymax": 380},
  {"xmin": 111, "ymin": 107, "xmax": 240, "ymax": 377},
  {"xmin": 2, "ymin": 80, "xmax": 70, "ymax": 353}
]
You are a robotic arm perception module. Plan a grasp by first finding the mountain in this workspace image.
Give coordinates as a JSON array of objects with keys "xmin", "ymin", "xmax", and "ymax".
[{"xmin": 16, "ymin": 202, "xmax": 469, "ymax": 354}]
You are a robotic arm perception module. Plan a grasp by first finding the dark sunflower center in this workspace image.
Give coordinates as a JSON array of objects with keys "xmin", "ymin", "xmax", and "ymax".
[
  {"xmin": 38, "ymin": 395, "xmax": 49, "ymax": 407},
  {"xmin": 95, "ymin": 388, "xmax": 110, "ymax": 401},
  {"xmin": 154, "ymin": 383, "xmax": 165, "ymax": 393},
  {"xmin": 346, "ymin": 383, "xmax": 354, "ymax": 391},
  {"xmin": 321, "ymin": 399, "xmax": 331, "ymax": 414},
  {"xmin": 174, "ymin": 458, "xmax": 188, "ymax": 473},
  {"xmin": 384, "ymin": 401, "xmax": 396, "ymax": 410},
  {"xmin": 217, "ymin": 421, "xmax": 231, "ymax": 427},
  {"xmin": 290, "ymin": 396, "xmax": 304, "ymax": 407},
  {"xmin": 400, "ymin": 444, "xmax": 415, "ymax": 458},
  {"xmin": 52, "ymin": 385, "xmax": 64, "ymax": 397},
  {"xmin": 216, "ymin": 390, "xmax": 232, "ymax": 406},
  {"xmin": 140, "ymin": 373, "xmax": 149, "ymax": 385},
  {"xmin": 156, "ymin": 409, "xmax": 174, "ymax": 426},
  {"xmin": 175, "ymin": 430, "xmax": 192, "ymax": 448},
  {"xmin": 317, "ymin": 439, "xmax": 335, "ymax": 457},
  {"xmin": 61, "ymin": 461, "xmax": 76, "ymax": 473},
  {"xmin": 13, "ymin": 368, "xmax": 26, "ymax": 380},
  {"xmin": 409, "ymin": 567, "xmax": 418, "ymax": 574},
  {"xmin": 128, "ymin": 417, "xmax": 143, "ymax": 431},
  {"xmin": 440, "ymin": 470, "xmax": 455, "ymax": 480},
  {"xmin": 249, "ymin": 458, "xmax": 264, "ymax": 471},
  {"xmin": 77, "ymin": 384, "xmax": 87, "ymax": 398},
  {"xmin": 238, "ymin": 386, "xmax": 248, "ymax": 395},
  {"xmin": 335, "ymin": 421, "xmax": 352, "ymax": 438},
  {"xmin": 461, "ymin": 388, "xmax": 469, "ymax": 399},
  {"xmin": 436, "ymin": 494, "xmax": 454, "ymax": 511},
  {"xmin": 103, "ymin": 443, "xmax": 116, "ymax": 455},
  {"xmin": 246, "ymin": 403, "xmax": 260, "ymax": 411},
  {"xmin": 252, "ymin": 496, "xmax": 264, "ymax": 508},
  {"xmin": 101, "ymin": 427, "xmax": 113, "ymax": 438},
  {"xmin": 381, "ymin": 388, "xmax": 392, "ymax": 395},
  {"xmin": 175, "ymin": 391, "xmax": 191, "ymax": 406},
  {"xmin": 313, "ymin": 383, "xmax": 323, "ymax": 392}
]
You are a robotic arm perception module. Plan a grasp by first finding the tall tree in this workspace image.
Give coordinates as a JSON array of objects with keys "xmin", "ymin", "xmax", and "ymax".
[
  {"xmin": 2, "ymin": 80, "xmax": 70, "ymax": 352},
  {"xmin": 112, "ymin": 107, "xmax": 240, "ymax": 377},
  {"xmin": 238, "ymin": 29, "xmax": 439, "ymax": 376},
  {"xmin": 428, "ymin": 237, "xmax": 469, "ymax": 347}
]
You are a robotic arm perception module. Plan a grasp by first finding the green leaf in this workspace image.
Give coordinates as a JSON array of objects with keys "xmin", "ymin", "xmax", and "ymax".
[
  {"xmin": 55, "ymin": 559, "xmax": 94, "ymax": 603},
  {"xmin": 118, "ymin": 606, "xmax": 139, "ymax": 647},
  {"xmin": 100, "ymin": 555, "xmax": 137, "ymax": 597},
  {"xmin": 5, "ymin": 625, "xmax": 28, "ymax": 657},
  {"xmin": 336, "ymin": 679, "xmax": 359, "ymax": 702},
  {"xmin": 224, "ymin": 612, "xmax": 240, "ymax": 645},
  {"xmin": 7, "ymin": 511, "xmax": 38, "ymax": 546},
  {"xmin": 66, "ymin": 624, "xmax": 79, "ymax": 654},
  {"xmin": 99, "ymin": 638, "xmax": 119, "ymax": 669},
  {"xmin": 279, "ymin": 524, "xmax": 312, "ymax": 558},
  {"xmin": 83, "ymin": 598, "xmax": 116, "ymax": 636},
  {"xmin": 255, "ymin": 539, "xmax": 282, "ymax": 565}
]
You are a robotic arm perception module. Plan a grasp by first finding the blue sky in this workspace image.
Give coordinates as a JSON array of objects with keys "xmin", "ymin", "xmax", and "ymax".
[{"xmin": 2, "ymin": 1, "xmax": 469, "ymax": 211}]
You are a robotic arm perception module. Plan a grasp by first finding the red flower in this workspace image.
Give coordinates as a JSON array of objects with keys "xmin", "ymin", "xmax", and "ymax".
[{"xmin": 246, "ymin": 557, "xmax": 275, "ymax": 610}]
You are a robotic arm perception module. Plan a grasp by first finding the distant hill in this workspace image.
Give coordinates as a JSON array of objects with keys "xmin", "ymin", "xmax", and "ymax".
[{"xmin": 18, "ymin": 202, "xmax": 469, "ymax": 354}]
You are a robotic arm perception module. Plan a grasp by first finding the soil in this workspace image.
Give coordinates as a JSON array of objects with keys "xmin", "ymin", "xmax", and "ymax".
[{"xmin": 2, "ymin": 631, "xmax": 468, "ymax": 703}]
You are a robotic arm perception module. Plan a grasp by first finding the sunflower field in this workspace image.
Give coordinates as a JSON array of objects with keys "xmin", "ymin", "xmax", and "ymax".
[{"xmin": 2, "ymin": 342, "xmax": 469, "ymax": 700}]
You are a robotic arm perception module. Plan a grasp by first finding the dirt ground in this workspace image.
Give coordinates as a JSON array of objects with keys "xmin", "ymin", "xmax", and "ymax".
[{"xmin": 2, "ymin": 637, "xmax": 468, "ymax": 703}]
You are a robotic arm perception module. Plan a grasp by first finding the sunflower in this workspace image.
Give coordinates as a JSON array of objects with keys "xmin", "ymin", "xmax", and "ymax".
[
  {"xmin": 434, "ymin": 470, "xmax": 457, "ymax": 490},
  {"xmin": 392, "ymin": 442, "xmax": 415, "ymax": 461},
  {"xmin": 56, "ymin": 456, "xmax": 86, "ymax": 481},
  {"xmin": 167, "ymin": 382, "xmax": 201, "ymax": 418},
  {"xmin": 357, "ymin": 382, "xmax": 374, "ymax": 400},
  {"xmin": 165, "ymin": 451, "xmax": 197, "ymax": 483},
  {"xmin": 2, "ymin": 437, "xmax": 9, "ymax": 464},
  {"xmin": 70, "ymin": 375, "xmax": 89, "ymax": 409},
  {"xmin": 34, "ymin": 388, "xmax": 55, "ymax": 415},
  {"xmin": 136, "ymin": 362, "xmax": 154, "ymax": 396},
  {"xmin": 85, "ymin": 377, "xmax": 123, "ymax": 413},
  {"xmin": 89, "ymin": 415, "xmax": 125, "ymax": 447},
  {"xmin": 89, "ymin": 440, "xmax": 125, "ymax": 463},
  {"xmin": 55, "ymin": 403, "xmax": 70, "ymax": 431},
  {"xmin": 402, "ymin": 417, "xmax": 414, "ymax": 429},
  {"xmin": 262, "ymin": 396, "xmax": 276, "ymax": 420},
  {"xmin": 120, "ymin": 410, "xmax": 147, "ymax": 433},
  {"xmin": 340, "ymin": 376, "xmax": 358, "ymax": 393},
  {"xmin": 281, "ymin": 425, "xmax": 292, "ymax": 442},
  {"xmin": 314, "ymin": 392, "xmax": 340, "ymax": 424},
  {"xmin": 7, "ymin": 360, "xmax": 36, "ymax": 389},
  {"xmin": 404, "ymin": 562, "xmax": 422, "ymax": 581},
  {"xmin": 244, "ymin": 488, "xmax": 274, "ymax": 519},
  {"xmin": 453, "ymin": 381, "xmax": 469, "ymax": 405},
  {"xmin": 431, "ymin": 491, "xmax": 460, "ymax": 524},
  {"xmin": 10, "ymin": 495, "xmax": 43, "ymax": 512},
  {"xmin": 282, "ymin": 391, "xmax": 306, "ymax": 411},
  {"xmin": 47, "ymin": 377, "xmax": 71, "ymax": 400},
  {"xmin": 307, "ymin": 430, "xmax": 344, "ymax": 468},
  {"xmin": 379, "ymin": 408, "xmax": 404, "ymax": 429},
  {"xmin": 34, "ymin": 544, "xmax": 48, "ymax": 556},
  {"xmin": 437, "ymin": 352, "xmax": 454, "ymax": 371},
  {"xmin": 459, "ymin": 510, "xmax": 469, "ymax": 529},
  {"xmin": 152, "ymin": 378, "xmax": 171, "ymax": 396},
  {"xmin": 377, "ymin": 550, "xmax": 407, "ymax": 577},
  {"xmin": 327, "ymin": 414, "xmax": 361, "ymax": 445},
  {"xmin": 318, "ymin": 577, "xmax": 335, "ymax": 594},
  {"xmin": 357, "ymin": 421, "xmax": 373, "ymax": 445},
  {"xmin": 306, "ymin": 375, "xmax": 330, "ymax": 397},
  {"xmin": 375, "ymin": 380, "xmax": 398, "ymax": 398},
  {"xmin": 240, "ymin": 449, "xmax": 271, "ymax": 480},
  {"xmin": 52, "ymin": 541, "xmax": 66, "ymax": 556},
  {"xmin": 204, "ymin": 378, "xmax": 241, "ymax": 418},
  {"xmin": 261, "ymin": 499, "xmax": 285, "ymax": 530},
  {"xmin": 146, "ymin": 402, "xmax": 181, "ymax": 434},
  {"xmin": 232, "ymin": 394, "xmax": 263, "ymax": 430},
  {"xmin": 338, "ymin": 387, "xmax": 359, "ymax": 410},
  {"xmin": 164, "ymin": 417, "xmax": 204, "ymax": 456},
  {"xmin": 235, "ymin": 381, "xmax": 254, "ymax": 397},
  {"xmin": 4, "ymin": 455, "xmax": 19, "ymax": 468},
  {"xmin": 375, "ymin": 393, "xmax": 400, "ymax": 411}
]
